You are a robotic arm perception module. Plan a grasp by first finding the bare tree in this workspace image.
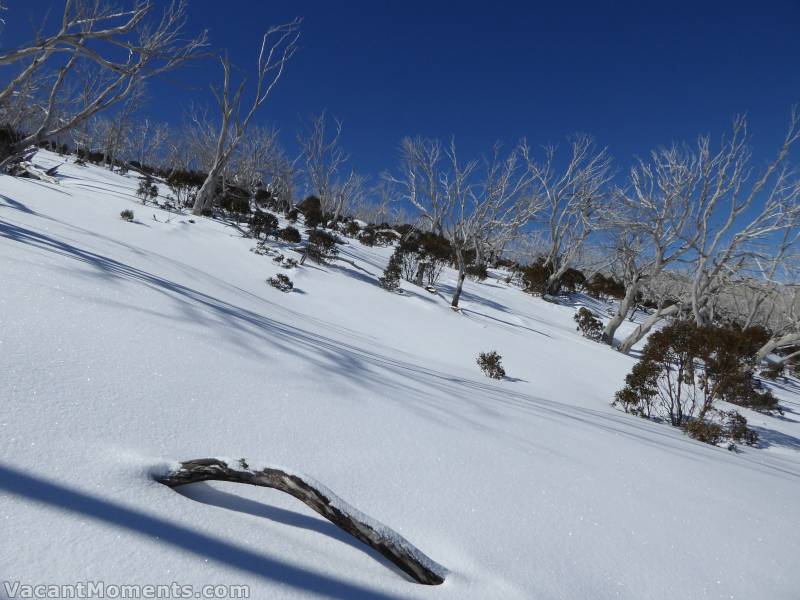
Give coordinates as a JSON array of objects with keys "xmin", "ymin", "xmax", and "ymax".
[
  {"xmin": 1, "ymin": 0, "xmax": 207, "ymax": 171},
  {"xmin": 390, "ymin": 137, "xmax": 447, "ymax": 235},
  {"xmin": 685, "ymin": 111, "xmax": 800, "ymax": 326},
  {"xmin": 132, "ymin": 118, "xmax": 169, "ymax": 170},
  {"xmin": 297, "ymin": 111, "xmax": 355, "ymax": 220},
  {"xmin": 600, "ymin": 146, "xmax": 698, "ymax": 345},
  {"xmin": 393, "ymin": 137, "xmax": 535, "ymax": 308},
  {"xmin": 232, "ymin": 125, "xmax": 295, "ymax": 208},
  {"xmin": 191, "ymin": 20, "xmax": 300, "ymax": 215},
  {"xmin": 526, "ymin": 135, "xmax": 612, "ymax": 296}
]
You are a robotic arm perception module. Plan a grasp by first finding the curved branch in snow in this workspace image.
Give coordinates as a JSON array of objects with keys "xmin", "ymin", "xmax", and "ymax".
[{"xmin": 157, "ymin": 458, "xmax": 446, "ymax": 585}]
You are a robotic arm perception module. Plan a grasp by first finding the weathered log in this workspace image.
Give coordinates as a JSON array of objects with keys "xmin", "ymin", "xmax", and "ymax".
[{"xmin": 158, "ymin": 458, "xmax": 446, "ymax": 585}]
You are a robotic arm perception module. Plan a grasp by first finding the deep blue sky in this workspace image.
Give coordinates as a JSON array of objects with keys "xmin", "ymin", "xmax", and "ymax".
[{"xmin": 4, "ymin": 1, "xmax": 800, "ymax": 177}]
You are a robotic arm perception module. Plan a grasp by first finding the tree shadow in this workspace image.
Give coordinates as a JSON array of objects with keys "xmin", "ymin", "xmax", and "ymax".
[
  {"xmin": 3, "ymin": 218, "xmax": 799, "ymax": 482},
  {"xmin": 0, "ymin": 464, "xmax": 407, "ymax": 599},
  {"xmin": 751, "ymin": 427, "xmax": 800, "ymax": 452},
  {"xmin": 174, "ymin": 482, "xmax": 409, "ymax": 580},
  {"xmin": 460, "ymin": 308, "xmax": 552, "ymax": 338},
  {"xmin": 0, "ymin": 193, "xmax": 35, "ymax": 214}
]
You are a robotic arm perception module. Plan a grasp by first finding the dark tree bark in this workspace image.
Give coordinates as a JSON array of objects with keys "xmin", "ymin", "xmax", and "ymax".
[{"xmin": 158, "ymin": 458, "xmax": 446, "ymax": 586}]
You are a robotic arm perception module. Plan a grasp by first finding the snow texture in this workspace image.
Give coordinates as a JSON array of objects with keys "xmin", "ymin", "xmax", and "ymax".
[{"xmin": 1, "ymin": 151, "xmax": 800, "ymax": 599}]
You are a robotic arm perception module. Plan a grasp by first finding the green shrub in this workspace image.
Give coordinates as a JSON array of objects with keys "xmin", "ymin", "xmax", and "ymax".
[
  {"xmin": 477, "ymin": 351, "xmax": 506, "ymax": 379},
  {"xmin": 248, "ymin": 211, "xmax": 279, "ymax": 239},
  {"xmin": 304, "ymin": 229, "xmax": 338, "ymax": 264},
  {"xmin": 267, "ymin": 274, "xmax": 293, "ymax": 292},
  {"xmin": 465, "ymin": 263, "xmax": 488, "ymax": 281},
  {"xmin": 120, "ymin": 209, "xmax": 134, "ymax": 222},
  {"xmin": 684, "ymin": 419, "xmax": 723, "ymax": 445},
  {"xmin": 574, "ymin": 307, "xmax": 602, "ymax": 341},
  {"xmin": 277, "ymin": 226, "xmax": 301, "ymax": 243},
  {"xmin": 379, "ymin": 249, "xmax": 402, "ymax": 291}
]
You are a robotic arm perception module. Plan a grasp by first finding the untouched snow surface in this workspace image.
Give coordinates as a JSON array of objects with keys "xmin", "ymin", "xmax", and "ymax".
[{"xmin": 2, "ymin": 152, "xmax": 800, "ymax": 599}]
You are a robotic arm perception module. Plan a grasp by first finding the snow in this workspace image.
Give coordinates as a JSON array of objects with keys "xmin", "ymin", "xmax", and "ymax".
[{"xmin": 1, "ymin": 151, "xmax": 799, "ymax": 599}]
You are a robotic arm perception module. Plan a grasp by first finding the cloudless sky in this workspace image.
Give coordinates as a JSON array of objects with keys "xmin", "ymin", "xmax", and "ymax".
[{"xmin": 3, "ymin": 0, "xmax": 800, "ymax": 179}]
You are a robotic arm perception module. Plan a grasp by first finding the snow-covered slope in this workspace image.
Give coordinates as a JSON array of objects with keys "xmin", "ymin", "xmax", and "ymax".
[{"xmin": 1, "ymin": 152, "xmax": 799, "ymax": 599}]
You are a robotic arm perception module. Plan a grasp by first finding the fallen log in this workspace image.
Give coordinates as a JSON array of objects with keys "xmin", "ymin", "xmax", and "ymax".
[{"xmin": 158, "ymin": 458, "xmax": 446, "ymax": 585}]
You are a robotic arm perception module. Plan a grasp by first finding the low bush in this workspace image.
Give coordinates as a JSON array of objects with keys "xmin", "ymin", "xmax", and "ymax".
[
  {"xmin": 120, "ymin": 209, "xmax": 134, "ymax": 222},
  {"xmin": 684, "ymin": 419, "xmax": 724, "ymax": 445},
  {"xmin": 136, "ymin": 177, "xmax": 159, "ymax": 205},
  {"xmin": 574, "ymin": 307, "xmax": 602, "ymax": 341},
  {"xmin": 477, "ymin": 351, "xmax": 506, "ymax": 380},
  {"xmin": 342, "ymin": 221, "xmax": 361, "ymax": 238},
  {"xmin": 465, "ymin": 263, "xmax": 488, "ymax": 281},
  {"xmin": 379, "ymin": 249, "xmax": 402, "ymax": 291},
  {"xmin": 277, "ymin": 226, "xmax": 301, "ymax": 243},
  {"xmin": 249, "ymin": 211, "xmax": 279, "ymax": 239},
  {"xmin": 267, "ymin": 273, "xmax": 293, "ymax": 292},
  {"xmin": 298, "ymin": 195, "xmax": 324, "ymax": 228},
  {"xmin": 724, "ymin": 410, "xmax": 759, "ymax": 446},
  {"xmin": 303, "ymin": 229, "xmax": 338, "ymax": 264}
]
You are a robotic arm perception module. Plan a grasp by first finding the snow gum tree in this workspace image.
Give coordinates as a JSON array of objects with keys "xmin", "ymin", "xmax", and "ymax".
[{"xmin": 191, "ymin": 20, "xmax": 300, "ymax": 215}]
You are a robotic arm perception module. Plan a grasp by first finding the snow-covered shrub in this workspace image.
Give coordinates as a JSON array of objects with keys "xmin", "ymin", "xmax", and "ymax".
[
  {"xmin": 574, "ymin": 307, "xmax": 602, "ymax": 341},
  {"xmin": 267, "ymin": 274, "xmax": 293, "ymax": 292},
  {"xmin": 477, "ymin": 351, "xmax": 506, "ymax": 379},
  {"xmin": 120, "ymin": 209, "xmax": 134, "ymax": 222},
  {"xmin": 379, "ymin": 249, "xmax": 402, "ymax": 291},
  {"xmin": 285, "ymin": 207, "xmax": 299, "ymax": 222},
  {"xmin": 277, "ymin": 226, "xmax": 301, "ymax": 243},
  {"xmin": 136, "ymin": 177, "xmax": 159, "ymax": 205},
  {"xmin": 304, "ymin": 229, "xmax": 338, "ymax": 264},
  {"xmin": 249, "ymin": 210, "xmax": 279, "ymax": 239}
]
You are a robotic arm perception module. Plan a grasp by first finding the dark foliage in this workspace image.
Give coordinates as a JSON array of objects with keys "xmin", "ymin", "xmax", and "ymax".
[
  {"xmin": 285, "ymin": 207, "xmax": 299, "ymax": 222},
  {"xmin": 136, "ymin": 177, "xmax": 159, "ymax": 205},
  {"xmin": 465, "ymin": 263, "xmax": 488, "ymax": 281},
  {"xmin": 585, "ymin": 273, "xmax": 625, "ymax": 300},
  {"xmin": 298, "ymin": 195, "xmax": 324, "ymax": 228},
  {"xmin": 684, "ymin": 419, "xmax": 724, "ymax": 445},
  {"xmin": 0, "ymin": 125, "xmax": 22, "ymax": 163},
  {"xmin": 614, "ymin": 320, "xmax": 777, "ymax": 441},
  {"xmin": 267, "ymin": 273, "xmax": 294, "ymax": 292},
  {"xmin": 166, "ymin": 169, "xmax": 206, "ymax": 208},
  {"xmin": 379, "ymin": 248, "xmax": 403, "ymax": 291},
  {"xmin": 519, "ymin": 259, "xmax": 553, "ymax": 295},
  {"xmin": 304, "ymin": 229, "xmax": 339, "ymax": 264},
  {"xmin": 219, "ymin": 184, "xmax": 251, "ymax": 218},
  {"xmin": 574, "ymin": 307, "xmax": 603, "ymax": 341},
  {"xmin": 277, "ymin": 226, "xmax": 301, "ymax": 244},
  {"xmin": 343, "ymin": 220, "xmax": 361, "ymax": 238},
  {"xmin": 248, "ymin": 210, "xmax": 279, "ymax": 239},
  {"xmin": 477, "ymin": 351, "xmax": 506, "ymax": 380},
  {"xmin": 120, "ymin": 209, "xmax": 134, "ymax": 222},
  {"xmin": 560, "ymin": 268, "xmax": 586, "ymax": 293}
]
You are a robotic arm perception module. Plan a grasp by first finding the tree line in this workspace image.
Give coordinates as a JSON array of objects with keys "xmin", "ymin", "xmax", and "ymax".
[{"xmin": 1, "ymin": 1, "xmax": 798, "ymax": 369}]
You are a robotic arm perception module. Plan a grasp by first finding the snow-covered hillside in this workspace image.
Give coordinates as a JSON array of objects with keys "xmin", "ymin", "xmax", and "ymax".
[{"xmin": 2, "ymin": 152, "xmax": 799, "ymax": 599}]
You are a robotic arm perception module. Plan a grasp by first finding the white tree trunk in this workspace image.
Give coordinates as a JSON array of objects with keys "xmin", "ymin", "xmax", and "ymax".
[{"xmin": 618, "ymin": 303, "xmax": 681, "ymax": 354}]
